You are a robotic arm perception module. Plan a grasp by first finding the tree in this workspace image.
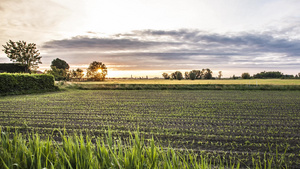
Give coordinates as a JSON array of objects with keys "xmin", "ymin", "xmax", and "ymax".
[
  {"xmin": 253, "ymin": 71, "xmax": 283, "ymax": 78},
  {"xmin": 241, "ymin": 72, "xmax": 251, "ymax": 79},
  {"xmin": 193, "ymin": 70, "xmax": 202, "ymax": 79},
  {"xmin": 201, "ymin": 69, "xmax": 206, "ymax": 79},
  {"xmin": 189, "ymin": 71, "xmax": 196, "ymax": 80},
  {"xmin": 45, "ymin": 66, "xmax": 68, "ymax": 81},
  {"xmin": 2, "ymin": 40, "xmax": 42, "ymax": 72},
  {"xmin": 203, "ymin": 68, "xmax": 212, "ymax": 79},
  {"xmin": 184, "ymin": 72, "xmax": 189, "ymax": 79},
  {"xmin": 218, "ymin": 71, "xmax": 222, "ymax": 79},
  {"xmin": 86, "ymin": 61, "xmax": 107, "ymax": 81},
  {"xmin": 162, "ymin": 73, "xmax": 170, "ymax": 79},
  {"xmin": 51, "ymin": 58, "xmax": 69, "ymax": 70},
  {"xmin": 47, "ymin": 58, "xmax": 70, "ymax": 81},
  {"xmin": 232, "ymin": 75, "xmax": 238, "ymax": 79},
  {"xmin": 70, "ymin": 68, "xmax": 84, "ymax": 81},
  {"xmin": 171, "ymin": 71, "xmax": 183, "ymax": 80}
]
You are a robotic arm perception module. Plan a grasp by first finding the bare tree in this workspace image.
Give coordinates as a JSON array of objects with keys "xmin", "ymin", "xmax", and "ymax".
[{"xmin": 218, "ymin": 71, "xmax": 222, "ymax": 79}]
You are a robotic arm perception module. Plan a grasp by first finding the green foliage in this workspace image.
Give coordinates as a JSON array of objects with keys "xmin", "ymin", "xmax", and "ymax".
[
  {"xmin": 86, "ymin": 61, "xmax": 107, "ymax": 81},
  {"xmin": 70, "ymin": 68, "xmax": 84, "ymax": 80},
  {"xmin": 51, "ymin": 58, "xmax": 70, "ymax": 70},
  {"xmin": 0, "ymin": 63, "xmax": 28, "ymax": 73},
  {"xmin": 231, "ymin": 75, "xmax": 239, "ymax": 79},
  {"xmin": 0, "ymin": 127, "xmax": 293, "ymax": 169},
  {"xmin": 191, "ymin": 70, "xmax": 202, "ymax": 79},
  {"xmin": 253, "ymin": 71, "xmax": 283, "ymax": 79},
  {"xmin": 0, "ymin": 128, "xmax": 222, "ymax": 169},
  {"xmin": 162, "ymin": 72, "xmax": 170, "ymax": 79},
  {"xmin": 2, "ymin": 40, "xmax": 42, "ymax": 72},
  {"xmin": 171, "ymin": 71, "xmax": 183, "ymax": 80},
  {"xmin": 168, "ymin": 69, "xmax": 212, "ymax": 80},
  {"xmin": 45, "ymin": 66, "xmax": 68, "ymax": 81},
  {"xmin": 184, "ymin": 69, "xmax": 212, "ymax": 80},
  {"xmin": 203, "ymin": 68, "xmax": 213, "ymax": 79},
  {"xmin": 218, "ymin": 71, "xmax": 222, "ymax": 79},
  {"xmin": 189, "ymin": 71, "xmax": 196, "ymax": 80},
  {"xmin": 241, "ymin": 72, "xmax": 251, "ymax": 79},
  {"xmin": 0, "ymin": 73, "xmax": 58, "ymax": 95},
  {"xmin": 45, "ymin": 58, "xmax": 70, "ymax": 81}
]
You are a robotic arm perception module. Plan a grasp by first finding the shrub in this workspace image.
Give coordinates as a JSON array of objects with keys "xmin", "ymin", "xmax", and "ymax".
[
  {"xmin": 171, "ymin": 71, "xmax": 183, "ymax": 80},
  {"xmin": 189, "ymin": 71, "xmax": 196, "ymax": 80},
  {"xmin": 253, "ymin": 71, "xmax": 283, "ymax": 78},
  {"xmin": 241, "ymin": 72, "xmax": 251, "ymax": 79}
]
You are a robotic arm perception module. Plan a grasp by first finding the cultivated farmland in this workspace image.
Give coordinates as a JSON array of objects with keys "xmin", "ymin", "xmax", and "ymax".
[{"xmin": 1, "ymin": 90, "xmax": 300, "ymax": 168}]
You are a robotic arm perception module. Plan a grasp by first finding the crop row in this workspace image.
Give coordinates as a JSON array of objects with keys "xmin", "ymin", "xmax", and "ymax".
[{"xmin": 0, "ymin": 90, "xmax": 300, "ymax": 167}]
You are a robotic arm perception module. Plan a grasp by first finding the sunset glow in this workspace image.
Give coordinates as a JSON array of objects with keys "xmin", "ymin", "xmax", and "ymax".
[{"xmin": 97, "ymin": 69, "xmax": 102, "ymax": 74}]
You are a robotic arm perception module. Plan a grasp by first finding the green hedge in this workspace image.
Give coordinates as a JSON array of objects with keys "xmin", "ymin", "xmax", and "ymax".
[
  {"xmin": 0, "ymin": 63, "xmax": 28, "ymax": 73},
  {"xmin": 0, "ymin": 73, "xmax": 58, "ymax": 95}
]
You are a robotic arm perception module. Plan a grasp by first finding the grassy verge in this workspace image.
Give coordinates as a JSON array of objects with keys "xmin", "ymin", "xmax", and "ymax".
[
  {"xmin": 65, "ymin": 83, "xmax": 300, "ymax": 90},
  {"xmin": 73, "ymin": 79, "xmax": 300, "ymax": 85}
]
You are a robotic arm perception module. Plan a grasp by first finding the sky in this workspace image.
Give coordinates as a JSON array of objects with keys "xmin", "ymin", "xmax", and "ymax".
[{"xmin": 0, "ymin": 0, "xmax": 300, "ymax": 78}]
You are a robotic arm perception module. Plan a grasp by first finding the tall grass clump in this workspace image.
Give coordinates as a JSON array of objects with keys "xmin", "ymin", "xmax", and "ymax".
[{"xmin": 0, "ymin": 127, "xmax": 292, "ymax": 169}]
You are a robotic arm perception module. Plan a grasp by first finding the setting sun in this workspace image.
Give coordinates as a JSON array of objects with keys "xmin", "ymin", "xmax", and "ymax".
[{"xmin": 97, "ymin": 69, "xmax": 102, "ymax": 73}]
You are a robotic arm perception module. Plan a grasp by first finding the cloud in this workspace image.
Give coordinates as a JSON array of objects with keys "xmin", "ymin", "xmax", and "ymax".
[
  {"xmin": 41, "ymin": 29, "xmax": 300, "ymax": 72},
  {"xmin": 134, "ymin": 29, "xmax": 300, "ymax": 56},
  {"xmin": 42, "ymin": 36, "xmax": 182, "ymax": 51}
]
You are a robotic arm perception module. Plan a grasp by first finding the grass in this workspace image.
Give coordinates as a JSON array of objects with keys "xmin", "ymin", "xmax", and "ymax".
[
  {"xmin": 1, "ymin": 127, "xmax": 293, "ymax": 169},
  {"xmin": 71, "ymin": 79, "xmax": 300, "ymax": 85},
  {"xmin": 0, "ymin": 127, "xmax": 241, "ymax": 169},
  {"xmin": 63, "ymin": 79, "xmax": 300, "ymax": 90}
]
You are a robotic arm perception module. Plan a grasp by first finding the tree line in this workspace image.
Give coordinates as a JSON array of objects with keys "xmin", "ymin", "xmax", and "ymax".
[
  {"xmin": 2, "ymin": 40, "xmax": 300, "ymax": 81},
  {"xmin": 162, "ymin": 69, "xmax": 220, "ymax": 80},
  {"xmin": 240, "ymin": 71, "xmax": 300, "ymax": 79},
  {"xmin": 46, "ymin": 58, "xmax": 107, "ymax": 81},
  {"xmin": 1, "ymin": 40, "xmax": 107, "ymax": 81}
]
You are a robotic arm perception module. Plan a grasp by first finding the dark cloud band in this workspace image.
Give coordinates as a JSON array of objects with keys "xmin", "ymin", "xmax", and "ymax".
[{"xmin": 41, "ymin": 29, "xmax": 300, "ymax": 71}]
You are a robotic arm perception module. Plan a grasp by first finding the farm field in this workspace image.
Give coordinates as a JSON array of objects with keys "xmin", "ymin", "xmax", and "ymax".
[
  {"xmin": 1, "ymin": 90, "xmax": 300, "ymax": 168},
  {"xmin": 72, "ymin": 79, "xmax": 300, "ymax": 85}
]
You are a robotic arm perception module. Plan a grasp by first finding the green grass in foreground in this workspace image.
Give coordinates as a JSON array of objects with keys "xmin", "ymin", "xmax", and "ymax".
[{"xmin": 1, "ymin": 127, "xmax": 292, "ymax": 169}]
